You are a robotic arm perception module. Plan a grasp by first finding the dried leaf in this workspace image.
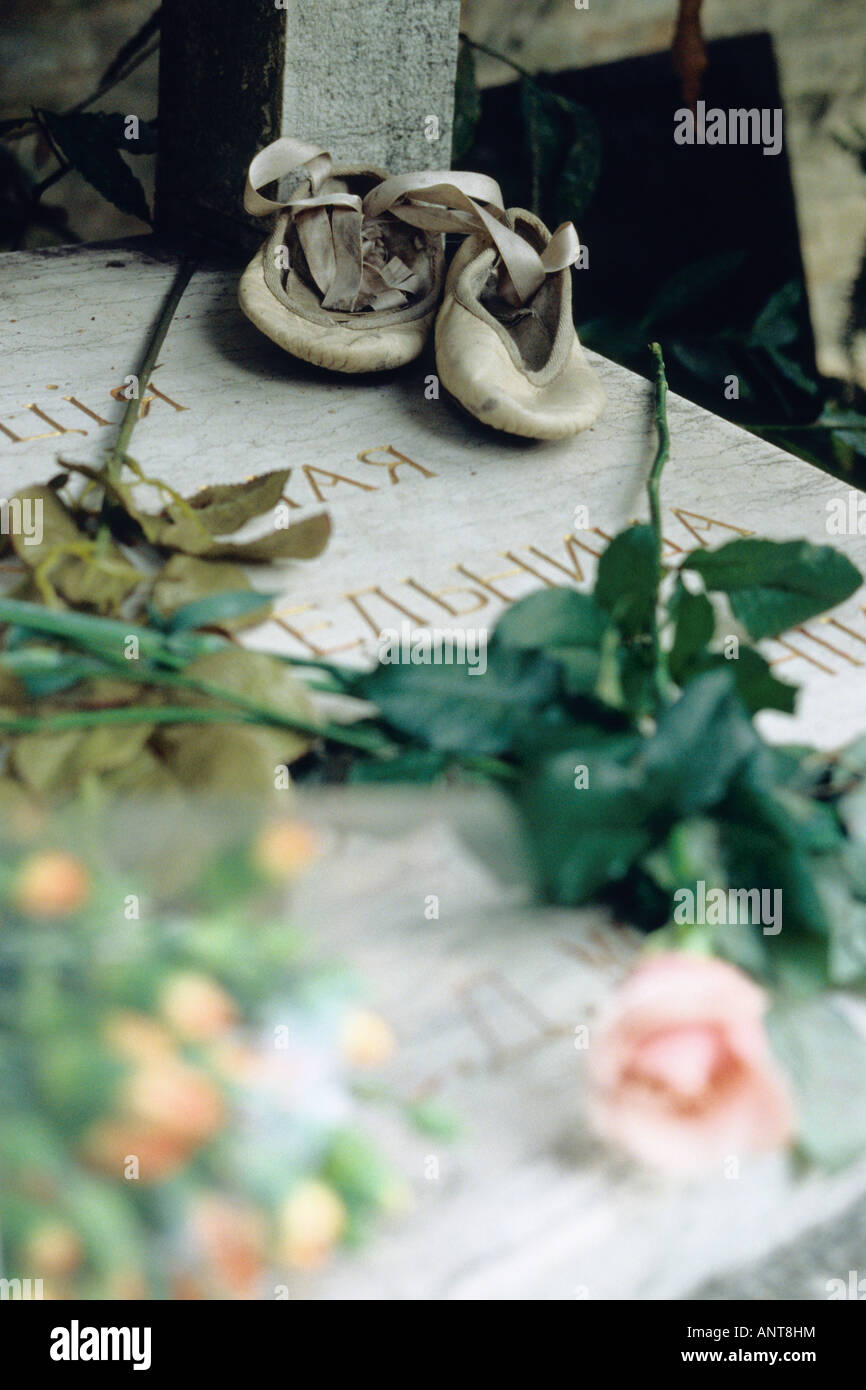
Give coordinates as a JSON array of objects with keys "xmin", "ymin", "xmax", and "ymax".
[
  {"xmin": 170, "ymin": 470, "xmax": 291, "ymax": 537},
  {"xmin": 153, "ymin": 724, "xmax": 301, "ymax": 795},
  {"xmin": 130, "ymin": 492, "xmax": 330, "ymax": 563},
  {"xmin": 10, "ymin": 486, "xmax": 140, "ymax": 613},
  {"xmin": 150, "ymin": 554, "xmax": 273, "ymax": 632},
  {"xmin": 10, "ymin": 723, "xmax": 154, "ymax": 795},
  {"xmin": 174, "ymin": 648, "xmax": 315, "ymax": 765},
  {"xmin": 38, "ymin": 110, "xmax": 151, "ymax": 222}
]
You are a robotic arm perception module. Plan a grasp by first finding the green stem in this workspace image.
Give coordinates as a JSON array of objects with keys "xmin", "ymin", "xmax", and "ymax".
[
  {"xmin": 648, "ymin": 342, "xmax": 671, "ymax": 706},
  {"xmin": 105, "ymin": 257, "xmax": 197, "ymax": 482},
  {"xmin": 0, "ymin": 692, "xmax": 385, "ymax": 754},
  {"xmin": 648, "ymin": 342, "xmax": 670, "ymax": 556},
  {"xmin": 0, "ymin": 707, "xmax": 257, "ymax": 735}
]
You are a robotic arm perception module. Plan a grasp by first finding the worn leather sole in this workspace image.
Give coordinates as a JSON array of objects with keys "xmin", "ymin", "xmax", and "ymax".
[
  {"xmin": 434, "ymin": 295, "xmax": 606, "ymax": 440},
  {"xmin": 239, "ymin": 250, "xmax": 436, "ymax": 374}
]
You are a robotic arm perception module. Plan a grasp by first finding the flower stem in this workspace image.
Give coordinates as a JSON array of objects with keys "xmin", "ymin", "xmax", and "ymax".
[
  {"xmin": 648, "ymin": 342, "xmax": 670, "ymax": 557},
  {"xmin": 104, "ymin": 256, "xmax": 197, "ymax": 482},
  {"xmin": 648, "ymin": 342, "xmax": 671, "ymax": 707}
]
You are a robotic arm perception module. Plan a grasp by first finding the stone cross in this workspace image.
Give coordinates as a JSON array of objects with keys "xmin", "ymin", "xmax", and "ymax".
[{"xmin": 156, "ymin": 0, "xmax": 463, "ymax": 250}]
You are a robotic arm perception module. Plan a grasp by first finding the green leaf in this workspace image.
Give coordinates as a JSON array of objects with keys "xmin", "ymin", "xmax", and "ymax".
[
  {"xmin": 683, "ymin": 538, "xmax": 862, "ymax": 640},
  {"xmin": 818, "ymin": 871, "xmax": 866, "ymax": 986},
  {"xmin": 766, "ymin": 346, "xmax": 820, "ymax": 397},
  {"xmin": 748, "ymin": 280, "xmax": 802, "ymax": 350},
  {"xmin": 520, "ymin": 81, "xmax": 600, "ymax": 222},
  {"xmin": 833, "ymin": 427, "xmax": 866, "ymax": 458},
  {"xmin": 406, "ymin": 1099, "xmax": 461, "ymax": 1140},
  {"xmin": 517, "ymin": 749, "xmax": 653, "ymax": 904},
  {"xmin": 38, "ymin": 110, "xmax": 150, "ymax": 222},
  {"xmin": 595, "ymin": 525, "xmax": 659, "ymax": 637},
  {"xmin": 360, "ymin": 647, "xmax": 560, "ymax": 756},
  {"xmin": 639, "ymin": 668, "xmax": 757, "ymax": 818},
  {"xmin": 555, "ymin": 97, "xmax": 602, "ymax": 225},
  {"xmin": 150, "ymin": 554, "xmax": 274, "ymax": 632},
  {"xmin": 703, "ymin": 647, "xmax": 797, "ymax": 715},
  {"xmin": 0, "ymin": 646, "xmax": 108, "ymax": 699},
  {"xmin": 495, "ymin": 587, "xmax": 609, "ymax": 695},
  {"xmin": 668, "ymin": 584, "xmax": 714, "ymax": 684},
  {"xmin": 644, "ymin": 251, "xmax": 746, "ymax": 328},
  {"xmin": 768, "ymin": 997, "xmax": 866, "ymax": 1169},
  {"xmin": 452, "ymin": 42, "xmax": 481, "ymax": 162}
]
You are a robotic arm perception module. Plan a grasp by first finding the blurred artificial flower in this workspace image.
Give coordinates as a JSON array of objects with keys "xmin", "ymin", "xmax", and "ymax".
[
  {"xmin": 13, "ymin": 850, "xmax": 90, "ymax": 918},
  {"xmin": 22, "ymin": 1220, "xmax": 83, "ymax": 1278},
  {"xmin": 80, "ymin": 1120, "xmax": 191, "ymax": 1183},
  {"xmin": 122, "ymin": 1060, "xmax": 226, "ymax": 1145},
  {"xmin": 104, "ymin": 1010, "xmax": 175, "ymax": 1063},
  {"xmin": 587, "ymin": 953, "xmax": 794, "ymax": 1175},
  {"xmin": 159, "ymin": 972, "xmax": 238, "ymax": 1042},
  {"xmin": 186, "ymin": 1194, "xmax": 267, "ymax": 1297},
  {"xmin": 252, "ymin": 819, "xmax": 320, "ymax": 881},
  {"xmin": 278, "ymin": 1179, "xmax": 347, "ymax": 1269},
  {"xmin": 339, "ymin": 1008, "xmax": 396, "ymax": 1068}
]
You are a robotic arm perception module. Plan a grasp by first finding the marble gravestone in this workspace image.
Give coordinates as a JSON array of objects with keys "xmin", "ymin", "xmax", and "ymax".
[
  {"xmin": 2, "ymin": 240, "xmax": 866, "ymax": 1298},
  {"xmin": 1, "ymin": 242, "xmax": 864, "ymax": 749}
]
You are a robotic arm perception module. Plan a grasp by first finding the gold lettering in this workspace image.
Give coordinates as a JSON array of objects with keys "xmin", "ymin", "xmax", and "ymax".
[
  {"xmin": 62, "ymin": 396, "xmax": 112, "ymax": 427},
  {"xmin": 518, "ymin": 533, "xmax": 604, "ymax": 586},
  {"xmin": 454, "ymin": 562, "xmax": 535, "ymax": 603},
  {"xmin": 822, "ymin": 616, "xmax": 866, "ymax": 649},
  {"xmin": 302, "ymin": 465, "xmax": 377, "ymax": 503},
  {"xmin": 500, "ymin": 551, "xmax": 559, "ymax": 589},
  {"xmin": 403, "ymin": 578, "xmax": 488, "ymax": 616},
  {"xmin": 357, "ymin": 446, "xmax": 437, "ymax": 483},
  {"xmin": 0, "ymin": 403, "xmax": 87, "ymax": 443},
  {"xmin": 272, "ymin": 603, "xmax": 366, "ymax": 658},
  {"xmin": 143, "ymin": 381, "xmax": 189, "ymax": 414},
  {"xmin": 109, "ymin": 380, "xmax": 189, "ymax": 417},
  {"xmin": 793, "ymin": 625, "xmax": 863, "ymax": 667},
  {"xmin": 344, "ymin": 585, "xmax": 429, "ymax": 634},
  {"xmin": 768, "ymin": 637, "xmax": 835, "ymax": 676},
  {"xmin": 671, "ymin": 508, "xmax": 753, "ymax": 548}
]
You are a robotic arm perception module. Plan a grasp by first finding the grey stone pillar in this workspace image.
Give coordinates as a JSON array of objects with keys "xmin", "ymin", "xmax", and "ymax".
[{"xmin": 156, "ymin": 0, "xmax": 462, "ymax": 253}]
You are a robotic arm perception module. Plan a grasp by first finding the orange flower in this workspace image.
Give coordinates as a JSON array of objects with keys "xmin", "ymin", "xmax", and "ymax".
[
  {"xmin": 188, "ymin": 1195, "xmax": 267, "ymax": 1296},
  {"xmin": 22, "ymin": 1221, "xmax": 83, "ymax": 1278},
  {"xmin": 278, "ymin": 1181, "xmax": 347, "ymax": 1270},
  {"xmin": 104, "ymin": 1270, "xmax": 150, "ymax": 1300},
  {"xmin": 122, "ymin": 1061, "xmax": 226, "ymax": 1145},
  {"xmin": 13, "ymin": 851, "xmax": 90, "ymax": 918},
  {"xmin": 104, "ymin": 1011, "xmax": 175, "ymax": 1064},
  {"xmin": 252, "ymin": 820, "xmax": 319, "ymax": 882},
  {"xmin": 159, "ymin": 972, "xmax": 238, "ymax": 1042},
  {"xmin": 80, "ymin": 1121, "xmax": 191, "ymax": 1183}
]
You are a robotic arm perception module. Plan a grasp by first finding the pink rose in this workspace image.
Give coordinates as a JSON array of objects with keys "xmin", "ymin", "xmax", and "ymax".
[{"xmin": 587, "ymin": 953, "xmax": 794, "ymax": 1174}]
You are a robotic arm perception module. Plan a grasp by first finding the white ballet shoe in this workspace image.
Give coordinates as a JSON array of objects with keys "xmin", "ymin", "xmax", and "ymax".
[
  {"xmin": 434, "ymin": 208, "xmax": 605, "ymax": 439},
  {"xmin": 238, "ymin": 138, "xmax": 445, "ymax": 373}
]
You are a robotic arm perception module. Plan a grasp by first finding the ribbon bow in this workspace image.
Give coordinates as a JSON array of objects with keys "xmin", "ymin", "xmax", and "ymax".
[{"xmin": 245, "ymin": 137, "xmax": 582, "ymax": 312}]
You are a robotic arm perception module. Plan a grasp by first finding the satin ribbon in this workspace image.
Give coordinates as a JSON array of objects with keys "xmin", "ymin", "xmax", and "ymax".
[{"xmin": 244, "ymin": 137, "xmax": 582, "ymax": 312}]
